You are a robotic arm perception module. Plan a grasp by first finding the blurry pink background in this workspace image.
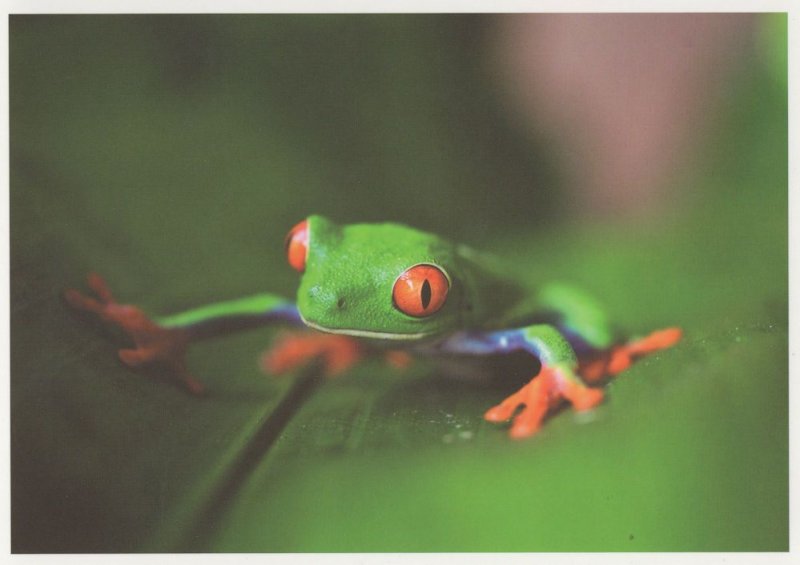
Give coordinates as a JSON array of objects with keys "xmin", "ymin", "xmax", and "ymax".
[{"xmin": 491, "ymin": 13, "xmax": 757, "ymax": 216}]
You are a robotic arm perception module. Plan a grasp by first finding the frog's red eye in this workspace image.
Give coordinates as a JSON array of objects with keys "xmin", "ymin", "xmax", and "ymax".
[
  {"xmin": 285, "ymin": 220, "xmax": 309, "ymax": 272},
  {"xmin": 392, "ymin": 264, "xmax": 449, "ymax": 318}
]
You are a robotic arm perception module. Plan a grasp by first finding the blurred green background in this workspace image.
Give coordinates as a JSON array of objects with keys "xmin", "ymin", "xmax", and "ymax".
[{"xmin": 10, "ymin": 14, "xmax": 787, "ymax": 552}]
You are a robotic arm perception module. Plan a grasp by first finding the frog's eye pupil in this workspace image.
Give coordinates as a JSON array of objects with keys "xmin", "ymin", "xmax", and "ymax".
[
  {"xmin": 285, "ymin": 220, "xmax": 309, "ymax": 273},
  {"xmin": 421, "ymin": 279, "xmax": 432, "ymax": 310},
  {"xmin": 392, "ymin": 264, "xmax": 449, "ymax": 318}
]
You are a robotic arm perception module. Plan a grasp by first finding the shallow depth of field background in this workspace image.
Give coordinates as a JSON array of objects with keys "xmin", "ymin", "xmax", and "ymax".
[{"xmin": 10, "ymin": 14, "xmax": 787, "ymax": 552}]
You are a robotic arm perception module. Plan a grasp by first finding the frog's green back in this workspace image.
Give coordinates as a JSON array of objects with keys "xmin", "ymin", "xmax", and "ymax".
[{"xmin": 451, "ymin": 244, "xmax": 535, "ymax": 330}]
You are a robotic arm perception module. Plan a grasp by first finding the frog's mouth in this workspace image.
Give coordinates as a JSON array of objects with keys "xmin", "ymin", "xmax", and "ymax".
[{"xmin": 300, "ymin": 314, "xmax": 434, "ymax": 341}]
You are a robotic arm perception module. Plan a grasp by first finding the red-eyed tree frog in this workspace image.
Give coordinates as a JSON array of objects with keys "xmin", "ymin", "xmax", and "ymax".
[{"xmin": 65, "ymin": 215, "xmax": 681, "ymax": 439}]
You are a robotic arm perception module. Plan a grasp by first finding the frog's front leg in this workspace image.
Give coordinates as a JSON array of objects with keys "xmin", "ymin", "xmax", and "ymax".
[
  {"xmin": 64, "ymin": 273, "xmax": 301, "ymax": 394},
  {"xmin": 439, "ymin": 325, "xmax": 603, "ymax": 439},
  {"xmin": 260, "ymin": 331, "xmax": 364, "ymax": 377},
  {"xmin": 261, "ymin": 331, "xmax": 413, "ymax": 378}
]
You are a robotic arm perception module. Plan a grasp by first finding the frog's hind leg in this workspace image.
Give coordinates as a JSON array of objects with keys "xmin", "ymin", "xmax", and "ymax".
[
  {"xmin": 537, "ymin": 284, "xmax": 681, "ymax": 384},
  {"xmin": 439, "ymin": 326, "xmax": 604, "ymax": 439},
  {"xmin": 578, "ymin": 327, "xmax": 683, "ymax": 384}
]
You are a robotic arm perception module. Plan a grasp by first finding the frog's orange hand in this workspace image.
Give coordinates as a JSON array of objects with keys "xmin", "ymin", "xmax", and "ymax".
[
  {"xmin": 579, "ymin": 327, "xmax": 682, "ymax": 384},
  {"xmin": 484, "ymin": 364, "xmax": 604, "ymax": 439},
  {"xmin": 64, "ymin": 273, "xmax": 204, "ymax": 395},
  {"xmin": 261, "ymin": 332, "xmax": 414, "ymax": 378},
  {"xmin": 260, "ymin": 332, "xmax": 363, "ymax": 377}
]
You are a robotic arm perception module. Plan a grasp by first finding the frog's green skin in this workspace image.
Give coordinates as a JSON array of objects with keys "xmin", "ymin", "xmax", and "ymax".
[
  {"xmin": 161, "ymin": 215, "xmax": 612, "ymax": 351},
  {"xmin": 67, "ymin": 215, "xmax": 678, "ymax": 438}
]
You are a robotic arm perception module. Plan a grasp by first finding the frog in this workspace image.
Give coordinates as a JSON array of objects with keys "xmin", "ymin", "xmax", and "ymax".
[{"xmin": 64, "ymin": 215, "xmax": 681, "ymax": 439}]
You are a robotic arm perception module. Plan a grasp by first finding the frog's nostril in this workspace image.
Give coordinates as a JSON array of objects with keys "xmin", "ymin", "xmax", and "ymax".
[{"xmin": 337, "ymin": 297, "xmax": 346, "ymax": 309}]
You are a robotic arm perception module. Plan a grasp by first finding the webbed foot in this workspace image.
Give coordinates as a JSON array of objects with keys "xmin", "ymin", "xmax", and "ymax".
[
  {"xmin": 579, "ymin": 327, "xmax": 682, "ymax": 383},
  {"xmin": 64, "ymin": 273, "xmax": 204, "ymax": 394},
  {"xmin": 484, "ymin": 364, "xmax": 604, "ymax": 439}
]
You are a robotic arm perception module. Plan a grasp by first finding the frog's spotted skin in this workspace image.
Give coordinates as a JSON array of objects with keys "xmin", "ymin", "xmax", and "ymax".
[{"xmin": 65, "ymin": 215, "xmax": 681, "ymax": 439}]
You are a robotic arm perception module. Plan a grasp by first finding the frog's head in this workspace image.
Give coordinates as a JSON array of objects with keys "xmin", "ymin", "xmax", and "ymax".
[{"xmin": 284, "ymin": 215, "xmax": 466, "ymax": 341}]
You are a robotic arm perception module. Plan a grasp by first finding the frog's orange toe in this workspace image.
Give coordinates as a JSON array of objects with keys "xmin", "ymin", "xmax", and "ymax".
[
  {"xmin": 118, "ymin": 347, "xmax": 158, "ymax": 367},
  {"xmin": 86, "ymin": 272, "xmax": 116, "ymax": 303},
  {"xmin": 64, "ymin": 288, "xmax": 102, "ymax": 313},
  {"xmin": 484, "ymin": 383, "xmax": 528, "ymax": 423},
  {"xmin": 507, "ymin": 391, "xmax": 549, "ymax": 439},
  {"xmin": 628, "ymin": 327, "xmax": 682, "ymax": 354},
  {"xmin": 578, "ymin": 357, "xmax": 607, "ymax": 383},
  {"xmin": 564, "ymin": 383, "xmax": 604, "ymax": 411},
  {"xmin": 607, "ymin": 351, "xmax": 632, "ymax": 375},
  {"xmin": 485, "ymin": 366, "xmax": 601, "ymax": 439},
  {"xmin": 608, "ymin": 326, "xmax": 683, "ymax": 376},
  {"xmin": 484, "ymin": 404, "xmax": 516, "ymax": 423},
  {"xmin": 509, "ymin": 418, "xmax": 543, "ymax": 439},
  {"xmin": 579, "ymin": 326, "xmax": 683, "ymax": 381}
]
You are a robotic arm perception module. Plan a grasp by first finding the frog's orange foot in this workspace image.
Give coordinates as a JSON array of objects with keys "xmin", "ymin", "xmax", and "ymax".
[
  {"xmin": 65, "ymin": 273, "xmax": 157, "ymax": 334},
  {"xmin": 579, "ymin": 327, "xmax": 682, "ymax": 384},
  {"xmin": 64, "ymin": 273, "xmax": 202, "ymax": 394},
  {"xmin": 261, "ymin": 332, "xmax": 363, "ymax": 378},
  {"xmin": 484, "ymin": 365, "xmax": 604, "ymax": 439}
]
